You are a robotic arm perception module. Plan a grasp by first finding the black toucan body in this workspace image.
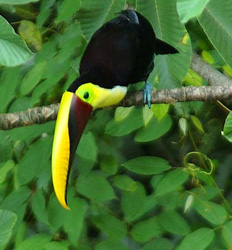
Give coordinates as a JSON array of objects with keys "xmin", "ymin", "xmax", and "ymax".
[{"xmin": 52, "ymin": 10, "xmax": 178, "ymax": 209}]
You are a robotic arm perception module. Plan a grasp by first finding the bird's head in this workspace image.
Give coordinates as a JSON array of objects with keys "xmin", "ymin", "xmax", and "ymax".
[{"xmin": 52, "ymin": 82, "xmax": 127, "ymax": 209}]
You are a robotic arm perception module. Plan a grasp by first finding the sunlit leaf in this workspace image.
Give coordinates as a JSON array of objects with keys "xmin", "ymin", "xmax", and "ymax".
[
  {"xmin": 0, "ymin": 16, "xmax": 33, "ymax": 66},
  {"xmin": 177, "ymin": 0, "xmax": 210, "ymax": 23}
]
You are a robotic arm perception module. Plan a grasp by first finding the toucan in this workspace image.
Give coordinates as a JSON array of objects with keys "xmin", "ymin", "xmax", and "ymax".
[{"xmin": 52, "ymin": 10, "xmax": 178, "ymax": 209}]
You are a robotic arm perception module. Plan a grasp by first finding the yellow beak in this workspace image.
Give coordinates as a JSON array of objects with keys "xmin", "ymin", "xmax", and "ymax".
[{"xmin": 52, "ymin": 91, "xmax": 92, "ymax": 209}]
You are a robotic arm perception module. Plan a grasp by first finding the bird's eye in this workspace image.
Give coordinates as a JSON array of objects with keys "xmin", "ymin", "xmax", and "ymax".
[{"xmin": 83, "ymin": 92, "xmax": 89, "ymax": 99}]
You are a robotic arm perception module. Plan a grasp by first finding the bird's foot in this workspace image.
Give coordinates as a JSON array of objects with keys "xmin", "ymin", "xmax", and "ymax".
[{"xmin": 143, "ymin": 81, "xmax": 153, "ymax": 109}]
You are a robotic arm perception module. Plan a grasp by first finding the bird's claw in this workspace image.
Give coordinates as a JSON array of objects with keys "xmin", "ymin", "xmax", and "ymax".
[{"xmin": 143, "ymin": 81, "xmax": 153, "ymax": 109}]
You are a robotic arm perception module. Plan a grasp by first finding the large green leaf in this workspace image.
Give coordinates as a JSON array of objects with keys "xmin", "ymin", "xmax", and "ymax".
[
  {"xmin": 177, "ymin": 0, "xmax": 210, "ymax": 23},
  {"xmin": 64, "ymin": 198, "xmax": 88, "ymax": 246},
  {"xmin": 105, "ymin": 107, "xmax": 145, "ymax": 136},
  {"xmin": 92, "ymin": 212, "xmax": 127, "ymax": 240},
  {"xmin": 0, "ymin": 186, "xmax": 31, "ymax": 212},
  {"xmin": 17, "ymin": 136, "xmax": 52, "ymax": 186},
  {"xmin": 131, "ymin": 217, "xmax": 163, "ymax": 242},
  {"xmin": 154, "ymin": 168, "xmax": 189, "ymax": 196},
  {"xmin": 76, "ymin": 172, "xmax": 116, "ymax": 203},
  {"xmin": 77, "ymin": 0, "xmax": 126, "ymax": 41},
  {"xmin": 0, "ymin": 210, "xmax": 17, "ymax": 248},
  {"xmin": 31, "ymin": 189, "xmax": 48, "ymax": 225},
  {"xmin": 136, "ymin": 0, "xmax": 192, "ymax": 88},
  {"xmin": 177, "ymin": 228, "xmax": 214, "ymax": 250},
  {"xmin": 158, "ymin": 210, "xmax": 190, "ymax": 236},
  {"xmin": 0, "ymin": 16, "xmax": 33, "ymax": 66},
  {"xmin": 122, "ymin": 156, "xmax": 171, "ymax": 175},
  {"xmin": 198, "ymin": 0, "xmax": 232, "ymax": 67},
  {"xmin": 16, "ymin": 234, "xmax": 52, "ymax": 250},
  {"xmin": 135, "ymin": 115, "xmax": 172, "ymax": 142},
  {"xmin": 194, "ymin": 200, "xmax": 228, "ymax": 225},
  {"xmin": 121, "ymin": 183, "xmax": 146, "ymax": 222}
]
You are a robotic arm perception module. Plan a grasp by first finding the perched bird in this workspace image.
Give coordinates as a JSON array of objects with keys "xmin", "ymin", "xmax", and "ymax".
[{"xmin": 52, "ymin": 9, "xmax": 178, "ymax": 209}]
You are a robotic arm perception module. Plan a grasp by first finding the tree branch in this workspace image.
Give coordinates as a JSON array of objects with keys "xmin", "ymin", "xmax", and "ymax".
[{"xmin": 1, "ymin": 53, "xmax": 232, "ymax": 130}]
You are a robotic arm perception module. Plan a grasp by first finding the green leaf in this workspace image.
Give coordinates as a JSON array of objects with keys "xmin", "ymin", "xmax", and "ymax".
[
  {"xmin": 0, "ymin": 16, "xmax": 33, "ymax": 66},
  {"xmin": 122, "ymin": 156, "xmax": 171, "ymax": 175},
  {"xmin": 36, "ymin": 0, "xmax": 55, "ymax": 27},
  {"xmin": 0, "ymin": 0, "xmax": 39, "ymax": 3},
  {"xmin": 191, "ymin": 115, "xmax": 204, "ymax": 133},
  {"xmin": 114, "ymin": 107, "xmax": 134, "ymax": 122},
  {"xmin": 136, "ymin": 0, "xmax": 192, "ymax": 88},
  {"xmin": 131, "ymin": 217, "xmax": 163, "ymax": 242},
  {"xmin": 177, "ymin": 0, "xmax": 210, "ymax": 23},
  {"xmin": 16, "ymin": 234, "xmax": 52, "ymax": 250},
  {"xmin": 100, "ymin": 155, "xmax": 118, "ymax": 175},
  {"xmin": 121, "ymin": 183, "xmax": 146, "ymax": 222},
  {"xmin": 222, "ymin": 112, "xmax": 232, "ymax": 142},
  {"xmin": 31, "ymin": 189, "xmax": 48, "ymax": 225},
  {"xmin": 113, "ymin": 175, "xmax": 138, "ymax": 192},
  {"xmin": 17, "ymin": 136, "xmax": 52, "ymax": 186},
  {"xmin": 56, "ymin": 0, "xmax": 80, "ymax": 23},
  {"xmin": 155, "ymin": 168, "xmax": 189, "ymax": 196},
  {"xmin": 95, "ymin": 240, "xmax": 127, "ymax": 250},
  {"xmin": 92, "ymin": 212, "xmax": 127, "ymax": 240},
  {"xmin": 177, "ymin": 228, "xmax": 214, "ymax": 250},
  {"xmin": 140, "ymin": 238, "xmax": 173, "ymax": 250},
  {"xmin": 77, "ymin": 0, "xmax": 126, "ymax": 41},
  {"xmin": 0, "ymin": 186, "xmax": 31, "ymax": 212},
  {"xmin": 151, "ymin": 104, "xmax": 170, "ymax": 120},
  {"xmin": 20, "ymin": 61, "xmax": 47, "ymax": 96},
  {"xmin": 135, "ymin": 115, "xmax": 172, "ymax": 142},
  {"xmin": 158, "ymin": 210, "xmax": 191, "ymax": 236},
  {"xmin": 77, "ymin": 132, "xmax": 97, "ymax": 161},
  {"xmin": 106, "ymin": 107, "xmax": 144, "ymax": 136},
  {"xmin": 194, "ymin": 200, "xmax": 227, "ymax": 225},
  {"xmin": 18, "ymin": 20, "xmax": 42, "ymax": 51},
  {"xmin": 0, "ymin": 66, "xmax": 22, "ymax": 113},
  {"xmin": 47, "ymin": 195, "xmax": 67, "ymax": 232},
  {"xmin": 44, "ymin": 241, "xmax": 70, "ymax": 250},
  {"xmin": 198, "ymin": 0, "xmax": 232, "ymax": 67},
  {"xmin": 64, "ymin": 198, "xmax": 88, "ymax": 246},
  {"xmin": 0, "ymin": 210, "xmax": 17, "ymax": 248},
  {"xmin": 0, "ymin": 160, "xmax": 15, "ymax": 185},
  {"xmin": 222, "ymin": 221, "xmax": 232, "ymax": 247},
  {"xmin": 76, "ymin": 172, "xmax": 115, "ymax": 203},
  {"xmin": 179, "ymin": 117, "xmax": 188, "ymax": 136}
]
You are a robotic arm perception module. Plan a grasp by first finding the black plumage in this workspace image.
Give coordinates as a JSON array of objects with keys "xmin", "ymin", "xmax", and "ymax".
[{"xmin": 68, "ymin": 10, "xmax": 178, "ymax": 92}]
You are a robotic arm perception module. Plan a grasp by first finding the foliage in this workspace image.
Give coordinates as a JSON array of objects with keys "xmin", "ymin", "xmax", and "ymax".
[{"xmin": 0, "ymin": 0, "xmax": 232, "ymax": 249}]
